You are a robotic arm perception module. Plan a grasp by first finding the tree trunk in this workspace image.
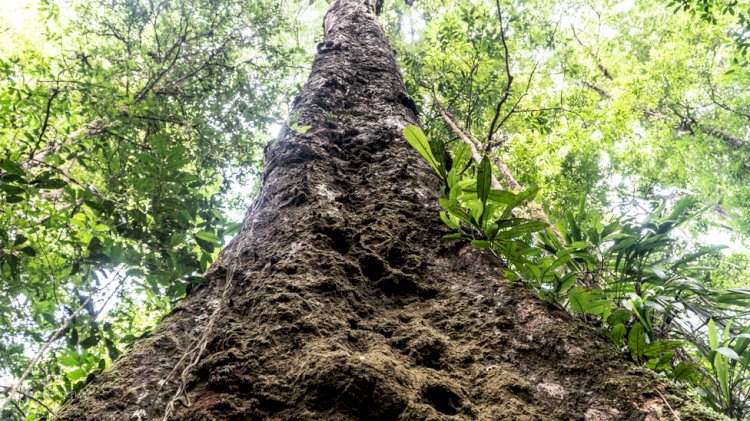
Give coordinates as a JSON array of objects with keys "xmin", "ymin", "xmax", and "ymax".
[{"xmin": 57, "ymin": 1, "xmax": 722, "ymax": 420}]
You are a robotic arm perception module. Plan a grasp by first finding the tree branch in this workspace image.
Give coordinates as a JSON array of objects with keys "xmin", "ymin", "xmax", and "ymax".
[{"xmin": 487, "ymin": 0, "xmax": 514, "ymax": 144}]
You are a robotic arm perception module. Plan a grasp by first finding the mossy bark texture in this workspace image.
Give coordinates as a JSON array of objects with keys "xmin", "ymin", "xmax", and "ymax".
[{"xmin": 57, "ymin": 0, "xmax": 723, "ymax": 419}]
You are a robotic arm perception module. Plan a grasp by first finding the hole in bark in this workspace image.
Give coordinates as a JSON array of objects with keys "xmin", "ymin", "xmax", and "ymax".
[
  {"xmin": 409, "ymin": 337, "xmax": 447, "ymax": 369},
  {"xmin": 359, "ymin": 255, "xmax": 386, "ymax": 281},
  {"xmin": 385, "ymin": 246, "xmax": 406, "ymax": 267},
  {"xmin": 257, "ymin": 394, "xmax": 285, "ymax": 412},
  {"xmin": 319, "ymin": 227, "xmax": 351, "ymax": 254},
  {"xmin": 311, "ymin": 277, "xmax": 338, "ymax": 293},
  {"xmin": 507, "ymin": 382, "xmax": 534, "ymax": 404},
  {"xmin": 313, "ymin": 225, "xmax": 352, "ymax": 254},
  {"xmin": 422, "ymin": 384, "xmax": 462, "ymax": 415},
  {"xmin": 390, "ymin": 332, "xmax": 447, "ymax": 368},
  {"xmin": 375, "ymin": 274, "xmax": 415, "ymax": 295},
  {"xmin": 289, "ymin": 192, "xmax": 307, "ymax": 207}
]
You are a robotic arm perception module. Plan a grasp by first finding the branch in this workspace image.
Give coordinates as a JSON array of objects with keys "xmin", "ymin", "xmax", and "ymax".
[
  {"xmin": 570, "ymin": 24, "xmax": 613, "ymax": 80},
  {"xmin": 650, "ymin": 105, "xmax": 748, "ymax": 149},
  {"xmin": 27, "ymin": 159, "xmax": 101, "ymax": 196},
  {"xmin": 578, "ymin": 80, "xmax": 612, "ymax": 99},
  {"xmin": 513, "ymin": 107, "xmax": 589, "ymax": 126},
  {"xmin": 434, "ymin": 94, "xmax": 565, "ymax": 243},
  {"xmin": 0, "ymin": 300, "xmax": 93, "ymax": 415},
  {"xmin": 487, "ymin": 0, "xmax": 514, "ymax": 144},
  {"xmin": 435, "ymin": 98, "xmax": 501, "ymax": 189},
  {"xmin": 488, "ymin": 60, "xmax": 540, "ymax": 151},
  {"xmin": 20, "ymin": 118, "xmax": 107, "ymax": 171},
  {"xmin": 31, "ymin": 87, "xmax": 60, "ymax": 160},
  {"xmin": 0, "ymin": 385, "xmax": 53, "ymax": 415},
  {"xmin": 700, "ymin": 126, "xmax": 747, "ymax": 149},
  {"xmin": 705, "ymin": 71, "xmax": 750, "ymax": 121}
]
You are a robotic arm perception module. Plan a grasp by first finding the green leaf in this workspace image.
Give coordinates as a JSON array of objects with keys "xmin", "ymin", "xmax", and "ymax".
[
  {"xmin": 441, "ymin": 232, "xmax": 464, "ymax": 240},
  {"xmin": 568, "ymin": 287, "xmax": 590, "ymax": 313},
  {"xmin": 607, "ymin": 309, "xmax": 632, "ymax": 326},
  {"xmin": 403, "ymin": 124, "xmax": 441, "ymax": 175},
  {"xmin": 499, "ymin": 187, "xmax": 538, "ymax": 220},
  {"xmin": 504, "ymin": 269, "xmax": 521, "ymax": 281},
  {"xmin": 195, "ymin": 231, "xmax": 221, "ymax": 244},
  {"xmin": 59, "ymin": 355, "xmax": 79, "ymax": 367},
  {"xmin": 644, "ymin": 340, "xmax": 682, "ymax": 357},
  {"xmin": 546, "ymin": 251, "xmax": 573, "ymax": 274},
  {"xmin": 0, "ymin": 184, "xmax": 25, "ymax": 195},
  {"xmin": 452, "ymin": 143, "xmax": 471, "ymax": 172},
  {"xmin": 671, "ymin": 362, "xmax": 699, "ymax": 382},
  {"xmin": 670, "ymin": 246, "xmax": 726, "ymax": 269},
  {"xmin": 224, "ymin": 222, "xmax": 243, "ymax": 237},
  {"xmin": 0, "ymin": 159, "xmax": 25, "ymax": 176},
  {"xmin": 495, "ymin": 221, "xmax": 548, "ymax": 239},
  {"xmin": 611, "ymin": 323, "xmax": 627, "ymax": 346},
  {"xmin": 92, "ymin": 224, "xmax": 110, "ymax": 232},
  {"xmin": 67, "ymin": 368, "xmax": 86, "ymax": 381},
  {"xmin": 716, "ymin": 288, "xmax": 750, "ymax": 306},
  {"xmin": 666, "ymin": 196, "xmax": 694, "ymax": 223},
  {"xmin": 628, "ymin": 323, "xmax": 647, "ymax": 358},
  {"xmin": 438, "ymin": 198, "xmax": 473, "ymax": 225},
  {"xmin": 80, "ymin": 334, "xmax": 99, "ymax": 349},
  {"xmin": 20, "ymin": 246, "xmax": 37, "ymax": 256},
  {"xmin": 13, "ymin": 235, "xmax": 27, "ymax": 246},
  {"xmin": 486, "ymin": 189, "xmax": 517, "ymax": 204},
  {"xmin": 715, "ymin": 347, "xmax": 741, "ymax": 361},
  {"xmin": 429, "ymin": 138, "xmax": 447, "ymax": 178},
  {"xmin": 476, "ymin": 156, "xmax": 492, "ymax": 207},
  {"xmin": 38, "ymin": 178, "xmax": 68, "ymax": 189},
  {"xmin": 557, "ymin": 273, "xmax": 577, "ymax": 294},
  {"xmin": 471, "ymin": 240, "xmax": 491, "ymax": 249},
  {"xmin": 105, "ymin": 338, "xmax": 121, "ymax": 361},
  {"xmin": 708, "ymin": 319, "xmax": 719, "ymax": 350},
  {"xmin": 440, "ymin": 212, "xmax": 460, "ymax": 229}
]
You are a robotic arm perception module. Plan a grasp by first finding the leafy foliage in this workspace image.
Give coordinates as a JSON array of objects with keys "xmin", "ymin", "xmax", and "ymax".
[
  {"xmin": 392, "ymin": 2, "xmax": 750, "ymax": 416},
  {"xmin": 405, "ymin": 123, "xmax": 750, "ymax": 419},
  {"xmin": 0, "ymin": 0, "xmax": 317, "ymax": 417}
]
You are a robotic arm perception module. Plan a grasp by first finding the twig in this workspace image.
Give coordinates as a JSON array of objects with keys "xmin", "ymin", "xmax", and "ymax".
[
  {"xmin": 435, "ymin": 98, "xmax": 500, "ymax": 189},
  {"xmin": 31, "ymin": 87, "xmax": 60, "ymax": 159},
  {"xmin": 487, "ymin": 0, "xmax": 514, "ymax": 144},
  {"xmin": 578, "ymin": 80, "xmax": 612, "ymax": 99},
  {"xmin": 513, "ymin": 107, "xmax": 589, "ymax": 125},
  {"xmin": 571, "ymin": 24, "xmax": 613, "ymax": 80},
  {"xmin": 654, "ymin": 387, "xmax": 681, "ymax": 421},
  {"xmin": 489, "ymin": 60, "xmax": 540, "ymax": 151},
  {"xmin": 0, "ymin": 385, "xmax": 54, "ymax": 415}
]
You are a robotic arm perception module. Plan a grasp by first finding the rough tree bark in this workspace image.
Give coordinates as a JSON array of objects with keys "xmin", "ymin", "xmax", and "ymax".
[{"xmin": 57, "ymin": 1, "xmax": 722, "ymax": 419}]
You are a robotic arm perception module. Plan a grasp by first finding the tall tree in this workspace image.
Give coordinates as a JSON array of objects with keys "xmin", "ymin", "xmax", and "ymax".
[{"xmin": 56, "ymin": 0, "xmax": 722, "ymax": 419}]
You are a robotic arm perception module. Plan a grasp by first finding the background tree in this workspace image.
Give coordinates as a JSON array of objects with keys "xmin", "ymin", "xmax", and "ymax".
[{"xmin": 0, "ymin": 0, "xmax": 316, "ymax": 417}]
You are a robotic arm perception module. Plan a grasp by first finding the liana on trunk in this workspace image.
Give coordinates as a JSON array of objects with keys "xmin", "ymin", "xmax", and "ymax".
[{"xmin": 57, "ymin": 0, "xmax": 723, "ymax": 419}]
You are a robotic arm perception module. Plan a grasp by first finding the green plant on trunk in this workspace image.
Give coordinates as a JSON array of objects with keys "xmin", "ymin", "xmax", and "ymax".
[{"xmin": 405, "ymin": 123, "xmax": 750, "ymax": 419}]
